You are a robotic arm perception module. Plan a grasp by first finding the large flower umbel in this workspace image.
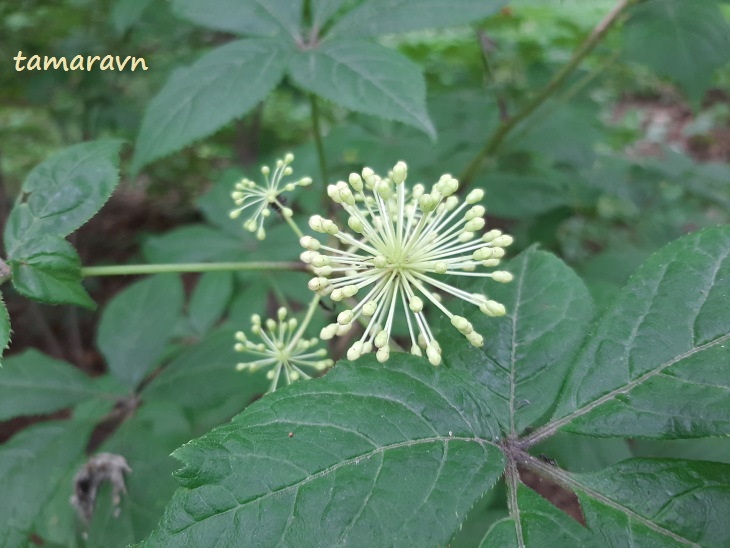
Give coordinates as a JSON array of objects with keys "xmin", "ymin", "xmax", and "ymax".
[
  {"xmin": 235, "ymin": 307, "xmax": 332, "ymax": 392},
  {"xmin": 301, "ymin": 161, "xmax": 513, "ymax": 366}
]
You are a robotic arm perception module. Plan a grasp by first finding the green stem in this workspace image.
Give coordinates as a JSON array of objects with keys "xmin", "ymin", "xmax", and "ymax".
[
  {"xmin": 283, "ymin": 214, "xmax": 304, "ymax": 239},
  {"xmin": 459, "ymin": 0, "xmax": 639, "ymax": 188},
  {"xmin": 81, "ymin": 261, "xmax": 304, "ymax": 277},
  {"xmin": 286, "ymin": 293, "xmax": 321, "ymax": 353},
  {"xmin": 309, "ymin": 94, "xmax": 329, "ymax": 187}
]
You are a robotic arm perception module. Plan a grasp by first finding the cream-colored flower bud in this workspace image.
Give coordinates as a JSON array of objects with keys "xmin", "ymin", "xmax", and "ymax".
[
  {"xmin": 472, "ymin": 247, "xmax": 494, "ymax": 261},
  {"xmin": 492, "ymin": 271, "xmax": 513, "ymax": 283},
  {"xmin": 320, "ymin": 323, "xmax": 338, "ymax": 340},
  {"xmin": 480, "ymin": 300, "xmax": 506, "ymax": 317},
  {"xmin": 300, "ymin": 236, "xmax": 321, "ymax": 250},
  {"xmin": 362, "ymin": 301, "xmax": 377, "ymax": 316},
  {"xmin": 349, "ymin": 172, "xmax": 363, "ymax": 191},
  {"xmin": 426, "ymin": 343, "xmax": 441, "ymax": 366},
  {"xmin": 347, "ymin": 341, "xmax": 364, "ymax": 361},
  {"xmin": 337, "ymin": 310, "xmax": 354, "ymax": 325},
  {"xmin": 465, "ymin": 205, "xmax": 485, "ymax": 221},
  {"xmin": 493, "ymin": 235, "xmax": 514, "ymax": 247},
  {"xmin": 467, "ymin": 331, "xmax": 484, "ymax": 347},
  {"xmin": 374, "ymin": 330, "xmax": 389, "ymax": 348},
  {"xmin": 409, "ymin": 295, "xmax": 424, "ymax": 313},
  {"xmin": 392, "ymin": 161, "xmax": 408, "ymax": 184},
  {"xmin": 464, "ymin": 218, "xmax": 485, "ymax": 232},
  {"xmin": 482, "ymin": 229, "xmax": 502, "ymax": 243}
]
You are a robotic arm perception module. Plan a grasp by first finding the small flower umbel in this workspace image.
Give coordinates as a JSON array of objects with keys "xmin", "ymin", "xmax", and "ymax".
[
  {"xmin": 229, "ymin": 153, "xmax": 311, "ymax": 240},
  {"xmin": 301, "ymin": 161, "xmax": 513, "ymax": 366},
  {"xmin": 235, "ymin": 305, "xmax": 333, "ymax": 392}
]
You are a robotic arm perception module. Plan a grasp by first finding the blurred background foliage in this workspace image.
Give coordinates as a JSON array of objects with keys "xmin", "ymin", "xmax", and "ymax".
[{"xmin": 1, "ymin": 0, "xmax": 729, "ymax": 545}]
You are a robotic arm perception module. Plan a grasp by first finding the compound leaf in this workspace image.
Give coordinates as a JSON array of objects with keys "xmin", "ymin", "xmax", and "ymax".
[{"xmin": 142, "ymin": 354, "xmax": 505, "ymax": 546}]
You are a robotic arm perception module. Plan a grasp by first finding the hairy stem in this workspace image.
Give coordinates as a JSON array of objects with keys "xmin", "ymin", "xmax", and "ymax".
[
  {"xmin": 505, "ymin": 460, "xmax": 526, "ymax": 547},
  {"xmin": 459, "ymin": 0, "xmax": 639, "ymax": 188},
  {"xmin": 81, "ymin": 261, "xmax": 305, "ymax": 277}
]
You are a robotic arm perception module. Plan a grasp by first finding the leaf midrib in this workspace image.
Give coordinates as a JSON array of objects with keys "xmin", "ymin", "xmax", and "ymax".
[{"xmin": 172, "ymin": 435, "xmax": 496, "ymax": 536}]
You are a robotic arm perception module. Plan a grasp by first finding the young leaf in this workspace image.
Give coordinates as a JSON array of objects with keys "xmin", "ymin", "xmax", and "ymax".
[
  {"xmin": 288, "ymin": 40, "xmax": 436, "ymax": 138},
  {"xmin": 329, "ymin": 0, "xmax": 506, "ymax": 38},
  {"xmin": 132, "ymin": 39, "xmax": 291, "ymax": 171},
  {"xmin": 0, "ymin": 349, "xmax": 98, "ymax": 420},
  {"xmin": 572, "ymin": 459, "xmax": 730, "ymax": 546},
  {"xmin": 546, "ymin": 226, "xmax": 730, "ymax": 440},
  {"xmin": 8, "ymin": 235, "xmax": 95, "ymax": 309},
  {"xmin": 623, "ymin": 0, "xmax": 730, "ymax": 104},
  {"xmin": 443, "ymin": 247, "xmax": 594, "ymax": 435},
  {"xmin": 480, "ymin": 483, "xmax": 591, "ymax": 547},
  {"xmin": 187, "ymin": 272, "xmax": 234, "ymax": 335},
  {"xmin": 171, "ymin": 0, "xmax": 303, "ymax": 37},
  {"xmin": 3, "ymin": 140, "xmax": 123, "ymax": 256},
  {"xmin": 141, "ymin": 354, "xmax": 505, "ymax": 547},
  {"xmin": 97, "ymin": 274, "xmax": 184, "ymax": 388}
]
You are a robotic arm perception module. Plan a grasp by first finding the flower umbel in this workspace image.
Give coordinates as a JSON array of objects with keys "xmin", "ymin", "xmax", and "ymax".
[
  {"xmin": 235, "ymin": 307, "xmax": 332, "ymax": 392},
  {"xmin": 302, "ymin": 161, "xmax": 513, "ymax": 366},
  {"xmin": 229, "ymin": 153, "xmax": 312, "ymax": 240}
]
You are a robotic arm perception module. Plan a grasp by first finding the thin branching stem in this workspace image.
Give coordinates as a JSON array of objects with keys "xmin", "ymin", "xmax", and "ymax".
[
  {"xmin": 459, "ymin": 0, "xmax": 640, "ymax": 188},
  {"xmin": 81, "ymin": 261, "xmax": 305, "ymax": 277}
]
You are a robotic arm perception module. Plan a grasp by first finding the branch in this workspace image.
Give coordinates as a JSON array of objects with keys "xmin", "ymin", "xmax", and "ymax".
[{"xmin": 459, "ymin": 0, "xmax": 639, "ymax": 188}]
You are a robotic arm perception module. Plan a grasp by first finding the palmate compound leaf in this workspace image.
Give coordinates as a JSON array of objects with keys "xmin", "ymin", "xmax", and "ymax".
[
  {"xmin": 288, "ymin": 40, "xmax": 436, "ymax": 139},
  {"xmin": 132, "ymin": 39, "xmax": 290, "ymax": 172},
  {"xmin": 442, "ymin": 246, "xmax": 594, "ymax": 435},
  {"xmin": 533, "ymin": 226, "xmax": 730, "ymax": 440},
  {"xmin": 141, "ymin": 354, "xmax": 506, "ymax": 547}
]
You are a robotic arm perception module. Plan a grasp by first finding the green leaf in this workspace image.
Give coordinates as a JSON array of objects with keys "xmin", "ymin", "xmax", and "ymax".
[
  {"xmin": 171, "ymin": 0, "xmax": 303, "ymax": 37},
  {"xmin": 143, "ymin": 225, "xmax": 247, "ymax": 263},
  {"xmin": 188, "ymin": 272, "xmax": 234, "ymax": 335},
  {"xmin": 623, "ymin": 0, "xmax": 730, "ymax": 103},
  {"xmin": 85, "ymin": 401, "xmax": 196, "ymax": 547},
  {"xmin": 288, "ymin": 40, "xmax": 435, "ymax": 138},
  {"xmin": 3, "ymin": 140, "xmax": 123, "ymax": 256},
  {"xmin": 132, "ymin": 40, "xmax": 290, "ymax": 171},
  {"xmin": 0, "ymin": 349, "xmax": 98, "ymax": 420},
  {"xmin": 572, "ymin": 459, "xmax": 730, "ymax": 546},
  {"xmin": 532, "ymin": 433, "xmax": 632, "ymax": 473},
  {"xmin": 480, "ymin": 483, "xmax": 591, "ymax": 547},
  {"xmin": 141, "ymin": 329, "xmax": 269, "ymax": 430},
  {"xmin": 444, "ymin": 247, "xmax": 593, "ymax": 435},
  {"xmin": 552, "ymin": 226, "xmax": 730, "ymax": 438},
  {"xmin": 311, "ymin": 0, "xmax": 351, "ymax": 30},
  {"xmin": 473, "ymin": 171, "xmax": 570, "ymax": 219},
  {"xmin": 0, "ymin": 421, "xmax": 91, "ymax": 540},
  {"xmin": 329, "ymin": 0, "xmax": 506, "ymax": 37},
  {"xmin": 97, "ymin": 274, "xmax": 184, "ymax": 388},
  {"xmin": 111, "ymin": 0, "xmax": 153, "ymax": 34},
  {"xmin": 8, "ymin": 235, "xmax": 94, "ymax": 309},
  {"xmin": 0, "ymin": 293, "xmax": 10, "ymax": 362},
  {"xmin": 142, "ymin": 354, "xmax": 505, "ymax": 546}
]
